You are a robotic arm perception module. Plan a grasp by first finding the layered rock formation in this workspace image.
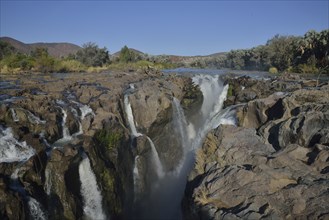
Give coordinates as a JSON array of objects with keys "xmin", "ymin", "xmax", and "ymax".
[{"xmin": 183, "ymin": 75, "xmax": 329, "ymax": 219}]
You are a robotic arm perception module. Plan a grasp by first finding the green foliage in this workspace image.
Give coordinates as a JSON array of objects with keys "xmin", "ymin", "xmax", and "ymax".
[
  {"xmin": 119, "ymin": 45, "xmax": 142, "ymax": 63},
  {"xmin": 269, "ymin": 67, "xmax": 278, "ymax": 74},
  {"xmin": 220, "ymin": 29, "xmax": 328, "ymax": 73},
  {"xmin": 227, "ymin": 84, "xmax": 234, "ymax": 96},
  {"xmin": 76, "ymin": 42, "xmax": 109, "ymax": 67},
  {"xmin": 266, "ymin": 35, "xmax": 297, "ymax": 71},
  {"xmin": 94, "ymin": 129, "xmax": 123, "ymax": 151},
  {"xmin": 100, "ymin": 169, "xmax": 122, "ymax": 215},
  {"xmin": 0, "ymin": 41, "xmax": 16, "ymax": 59},
  {"xmin": 30, "ymin": 47, "xmax": 55, "ymax": 73},
  {"xmin": 0, "ymin": 53, "xmax": 34, "ymax": 73}
]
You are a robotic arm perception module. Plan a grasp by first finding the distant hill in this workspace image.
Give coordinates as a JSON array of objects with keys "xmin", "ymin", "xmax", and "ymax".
[{"xmin": 0, "ymin": 37, "xmax": 81, "ymax": 58}]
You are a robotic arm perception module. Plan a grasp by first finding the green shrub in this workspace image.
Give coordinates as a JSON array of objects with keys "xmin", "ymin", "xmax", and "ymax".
[
  {"xmin": 269, "ymin": 67, "xmax": 278, "ymax": 74},
  {"xmin": 227, "ymin": 84, "xmax": 234, "ymax": 97},
  {"xmin": 94, "ymin": 130, "xmax": 123, "ymax": 151},
  {"xmin": 296, "ymin": 64, "xmax": 319, "ymax": 74}
]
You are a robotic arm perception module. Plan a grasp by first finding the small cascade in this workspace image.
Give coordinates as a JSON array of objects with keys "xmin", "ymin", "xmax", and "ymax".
[
  {"xmin": 44, "ymin": 167, "xmax": 52, "ymax": 195},
  {"xmin": 0, "ymin": 126, "xmax": 35, "ymax": 163},
  {"xmin": 146, "ymin": 137, "xmax": 164, "ymax": 179},
  {"xmin": 10, "ymin": 168, "xmax": 47, "ymax": 220},
  {"xmin": 124, "ymin": 95, "xmax": 142, "ymax": 137},
  {"xmin": 27, "ymin": 197, "xmax": 47, "ymax": 220},
  {"xmin": 52, "ymin": 107, "xmax": 72, "ymax": 147},
  {"xmin": 26, "ymin": 110, "xmax": 46, "ymax": 124},
  {"xmin": 79, "ymin": 104, "xmax": 94, "ymax": 120},
  {"xmin": 79, "ymin": 154, "xmax": 106, "ymax": 220},
  {"xmin": 10, "ymin": 108, "xmax": 19, "ymax": 122},
  {"xmin": 60, "ymin": 107, "xmax": 71, "ymax": 140},
  {"xmin": 73, "ymin": 122, "xmax": 83, "ymax": 137},
  {"xmin": 133, "ymin": 155, "xmax": 141, "ymax": 197},
  {"xmin": 71, "ymin": 100, "xmax": 95, "ymax": 120}
]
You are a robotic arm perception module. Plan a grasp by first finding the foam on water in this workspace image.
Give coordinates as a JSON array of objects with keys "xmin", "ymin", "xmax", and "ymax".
[
  {"xmin": 79, "ymin": 155, "xmax": 106, "ymax": 220},
  {"xmin": 0, "ymin": 126, "xmax": 35, "ymax": 163},
  {"xmin": 27, "ymin": 197, "xmax": 47, "ymax": 220}
]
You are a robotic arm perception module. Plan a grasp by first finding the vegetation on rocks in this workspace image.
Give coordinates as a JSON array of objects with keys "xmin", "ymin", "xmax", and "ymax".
[{"xmin": 94, "ymin": 129, "xmax": 123, "ymax": 151}]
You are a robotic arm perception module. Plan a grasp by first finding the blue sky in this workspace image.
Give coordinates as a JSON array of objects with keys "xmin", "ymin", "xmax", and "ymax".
[{"xmin": 0, "ymin": 1, "xmax": 328, "ymax": 56}]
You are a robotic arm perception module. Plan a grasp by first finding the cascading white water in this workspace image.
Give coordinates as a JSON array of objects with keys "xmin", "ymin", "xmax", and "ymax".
[
  {"xmin": 133, "ymin": 155, "xmax": 141, "ymax": 198},
  {"xmin": 172, "ymin": 97, "xmax": 189, "ymax": 153},
  {"xmin": 136, "ymin": 74, "xmax": 237, "ymax": 220},
  {"xmin": 190, "ymin": 75, "xmax": 230, "ymax": 150},
  {"xmin": 0, "ymin": 126, "xmax": 35, "ymax": 163},
  {"xmin": 60, "ymin": 108, "xmax": 71, "ymax": 139},
  {"xmin": 79, "ymin": 155, "xmax": 106, "ymax": 220},
  {"xmin": 27, "ymin": 197, "xmax": 47, "ymax": 220},
  {"xmin": 124, "ymin": 95, "xmax": 142, "ymax": 137},
  {"xmin": 123, "ymin": 90, "xmax": 165, "ymax": 200},
  {"xmin": 10, "ymin": 108, "xmax": 19, "ymax": 122},
  {"xmin": 79, "ymin": 105, "xmax": 94, "ymax": 120},
  {"xmin": 146, "ymin": 137, "xmax": 165, "ymax": 179},
  {"xmin": 10, "ymin": 167, "xmax": 47, "ymax": 220},
  {"xmin": 52, "ymin": 107, "xmax": 72, "ymax": 147},
  {"xmin": 26, "ymin": 110, "xmax": 46, "ymax": 125},
  {"xmin": 71, "ymin": 100, "xmax": 95, "ymax": 120},
  {"xmin": 44, "ymin": 168, "xmax": 52, "ymax": 195}
]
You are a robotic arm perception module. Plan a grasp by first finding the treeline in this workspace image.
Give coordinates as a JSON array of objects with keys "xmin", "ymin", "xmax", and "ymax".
[
  {"xmin": 1, "ymin": 29, "xmax": 328, "ymax": 74},
  {"xmin": 0, "ymin": 42, "xmax": 176, "ymax": 74},
  {"xmin": 192, "ymin": 29, "xmax": 329, "ymax": 74}
]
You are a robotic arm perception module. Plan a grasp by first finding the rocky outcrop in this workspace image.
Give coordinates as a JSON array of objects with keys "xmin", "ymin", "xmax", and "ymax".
[
  {"xmin": 183, "ymin": 77, "xmax": 329, "ymax": 219},
  {"xmin": 0, "ymin": 71, "xmax": 191, "ymax": 219}
]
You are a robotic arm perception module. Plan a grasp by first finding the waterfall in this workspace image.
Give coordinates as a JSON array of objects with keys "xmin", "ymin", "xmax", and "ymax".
[
  {"xmin": 10, "ymin": 167, "xmax": 47, "ymax": 219},
  {"xmin": 10, "ymin": 108, "xmax": 19, "ymax": 122},
  {"xmin": 71, "ymin": 100, "xmax": 94, "ymax": 120},
  {"xmin": 27, "ymin": 197, "xmax": 47, "ymax": 220},
  {"xmin": 79, "ymin": 155, "xmax": 106, "ymax": 220},
  {"xmin": 146, "ymin": 137, "xmax": 164, "ymax": 179},
  {"xmin": 190, "ymin": 75, "xmax": 230, "ymax": 150},
  {"xmin": 0, "ymin": 126, "xmax": 35, "ymax": 163},
  {"xmin": 26, "ymin": 110, "xmax": 46, "ymax": 124},
  {"xmin": 172, "ymin": 98, "xmax": 189, "ymax": 153},
  {"xmin": 60, "ymin": 108, "xmax": 71, "ymax": 140},
  {"xmin": 44, "ymin": 168, "xmax": 52, "ymax": 195},
  {"xmin": 124, "ymin": 95, "xmax": 142, "ymax": 137},
  {"xmin": 133, "ymin": 155, "xmax": 140, "ymax": 197},
  {"xmin": 52, "ymin": 107, "xmax": 72, "ymax": 147},
  {"xmin": 79, "ymin": 104, "xmax": 94, "ymax": 120}
]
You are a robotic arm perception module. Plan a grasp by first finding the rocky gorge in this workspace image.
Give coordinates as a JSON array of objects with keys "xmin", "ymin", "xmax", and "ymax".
[{"xmin": 0, "ymin": 68, "xmax": 328, "ymax": 220}]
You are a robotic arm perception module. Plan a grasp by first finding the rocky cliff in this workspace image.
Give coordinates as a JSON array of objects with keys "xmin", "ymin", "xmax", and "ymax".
[
  {"xmin": 183, "ymin": 75, "xmax": 329, "ymax": 219},
  {"xmin": 0, "ymin": 69, "xmax": 193, "ymax": 219}
]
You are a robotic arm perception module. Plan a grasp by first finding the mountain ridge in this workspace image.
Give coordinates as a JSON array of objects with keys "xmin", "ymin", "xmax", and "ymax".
[{"xmin": 0, "ymin": 36, "xmax": 82, "ymax": 58}]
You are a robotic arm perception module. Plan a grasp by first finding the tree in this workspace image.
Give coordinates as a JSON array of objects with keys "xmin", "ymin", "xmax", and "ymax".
[
  {"xmin": 76, "ymin": 42, "xmax": 109, "ymax": 67},
  {"xmin": 119, "ymin": 45, "xmax": 142, "ymax": 63},
  {"xmin": 0, "ymin": 41, "xmax": 16, "ymax": 60},
  {"xmin": 31, "ymin": 48, "xmax": 55, "ymax": 73},
  {"xmin": 266, "ymin": 35, "xmax": 297, "ymax": 71}
]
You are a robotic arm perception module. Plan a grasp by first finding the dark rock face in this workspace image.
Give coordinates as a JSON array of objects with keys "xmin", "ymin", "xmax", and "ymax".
[{"xmin": 183, "ymin": 77, "xmax": 329, "ymax": 220}]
